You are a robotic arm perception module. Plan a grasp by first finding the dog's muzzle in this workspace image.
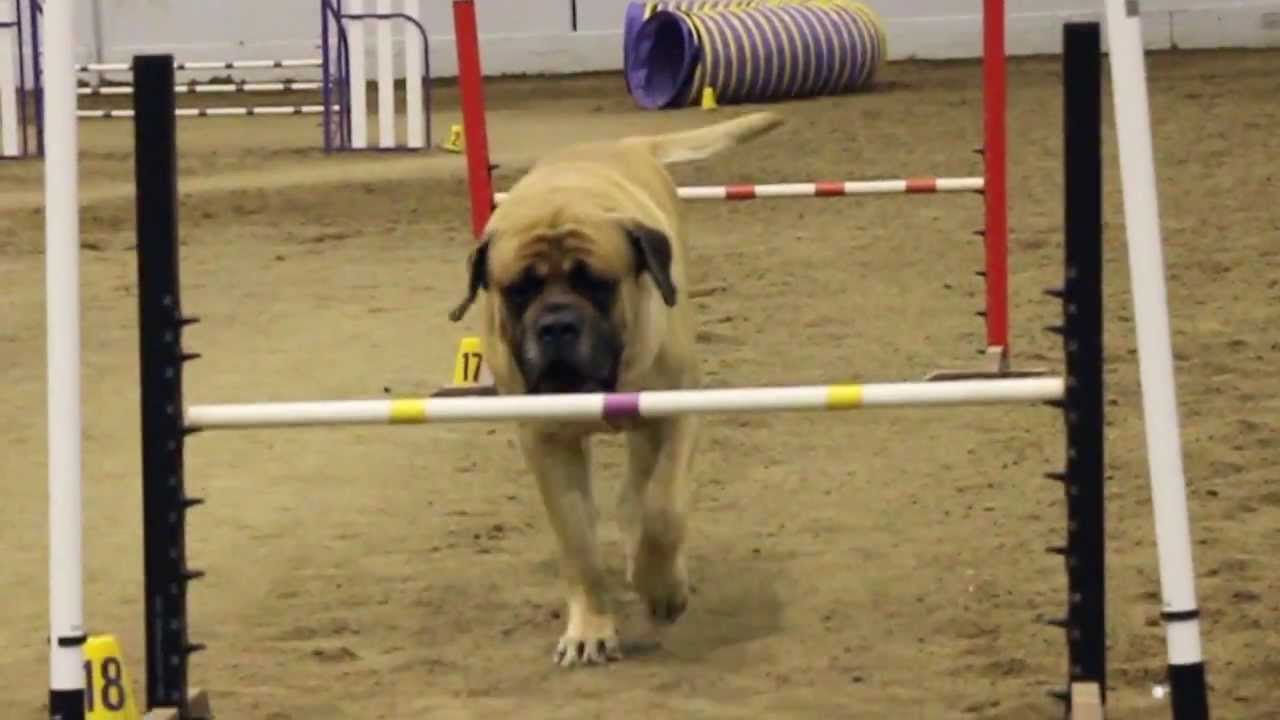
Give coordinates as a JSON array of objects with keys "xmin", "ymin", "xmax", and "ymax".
[
  {"xmin": 536, "ymin": 303, "xmax": 585, "ymax": 354},
  {"xmin": 521, "ymin": 302, "xmax": 620, "ymax": 395}
]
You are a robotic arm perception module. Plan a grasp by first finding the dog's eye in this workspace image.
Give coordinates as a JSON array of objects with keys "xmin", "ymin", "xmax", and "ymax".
[
  {"xmin": 569, "ymin": 263, "xmax": 617, "ymax": 311},
  {"xmin": 502, "ymin": 271, "xmax": 544, "ymax": 312}
]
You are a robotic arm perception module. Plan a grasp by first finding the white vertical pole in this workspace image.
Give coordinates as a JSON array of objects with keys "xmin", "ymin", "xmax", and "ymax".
[
  {"xmin": 375, "ymin": 0, "xmax": 395, "ymax": 148},
  {"xmin": 43, "ymin": 0, "xmax": 87, "ymax": 718},
  {"xmin": 348, "ymin": 0, "xmax": 368, "ymax": 149},
  {"xmin": 403, "ymin": 0, "xmax": 425, "ymax": 149},
  {"xmin": 88, "ymin": 0, "xmax": 105, "ymax": 70},
  {"xmin": 0, "ymin": 0, "xmax": 18, "ymax": 157},
  {"xmin": 0, "ymin": 96, "xmax": 12, "ymax": 159},
  {"xmin": 1101, "ymin": 0, "xmax": 1208, "ymax": 711}
]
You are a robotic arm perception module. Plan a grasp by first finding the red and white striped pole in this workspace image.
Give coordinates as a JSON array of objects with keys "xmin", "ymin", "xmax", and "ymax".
[
  {"xmin": 494, "ymin": 177, "xmax": 983, "ymax": 204},
  {"xmin": 676, "ymin": 176, "xmax": 982, "ymax": 200}
]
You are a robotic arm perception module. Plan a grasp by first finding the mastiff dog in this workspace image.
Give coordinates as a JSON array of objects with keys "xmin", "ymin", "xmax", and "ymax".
[{"xmin": 449, "ymin": 111, "xmax": 784, "ymax": 667}]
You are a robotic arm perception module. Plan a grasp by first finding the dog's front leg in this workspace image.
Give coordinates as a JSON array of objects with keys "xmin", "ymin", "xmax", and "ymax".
[
  {"xmin": 518, "ymin": 426, "xmax": 622, "ymax": 667},
  {"xmin": 620, "ymin": 415, "xmax": 699, "ymax": 625}
]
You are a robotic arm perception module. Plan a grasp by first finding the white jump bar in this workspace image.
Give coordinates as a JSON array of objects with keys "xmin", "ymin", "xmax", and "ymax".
[
  {"xmin": 78, "ymin": 82, "xmax": 324, "ymax": 96},
  {"xmin": 185, "ymin": 377, "xmax": 1065, "ymax": 430}
]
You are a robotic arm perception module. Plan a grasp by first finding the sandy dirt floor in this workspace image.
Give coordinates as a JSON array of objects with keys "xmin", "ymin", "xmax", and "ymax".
[{"xmin": 3, "ymin": 49, "xmax": 1279, "ymax": 719}]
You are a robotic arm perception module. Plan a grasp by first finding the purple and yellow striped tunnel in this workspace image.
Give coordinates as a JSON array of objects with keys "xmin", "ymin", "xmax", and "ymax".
[{"xmin": 623, "ymin": 0, "xmax": 887, "ymax": 110}]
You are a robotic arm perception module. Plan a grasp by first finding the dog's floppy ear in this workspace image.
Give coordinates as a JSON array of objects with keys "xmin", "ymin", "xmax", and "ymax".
[
  {"xmin": 448, "ymin": 237, "xmax": 491, "ymax": 322},
  {"xmin": 627, "ymin": 224, "xmax": 677, "ymax": 307}
]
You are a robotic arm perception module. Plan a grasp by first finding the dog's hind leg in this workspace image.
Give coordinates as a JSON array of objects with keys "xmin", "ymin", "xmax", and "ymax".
[
  {"xmin": 620, "ymin": 415, "xmax": 699, "ymax": 625},
  {"xmin": 518, "ymin": 426, "xmax": 622, "ymax": 667}
]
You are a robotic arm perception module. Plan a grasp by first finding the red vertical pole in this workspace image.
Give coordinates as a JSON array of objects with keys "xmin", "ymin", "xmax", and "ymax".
[
  {"xmin": 452, "ymin": 0, "xmax": 494, "ymax": 240},
  {"xmin": 982, "ymin": 0, "xmax": 1009, "ymax": 359}
]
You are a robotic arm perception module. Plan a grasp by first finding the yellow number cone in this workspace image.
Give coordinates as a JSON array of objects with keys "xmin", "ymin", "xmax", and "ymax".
[
  {"xmin": 442, "ymin": 123, "xmax": 465, "ymax": 153},
  {"xmin": 83, "ymin": 634, "xmax": 141, "ymax": 720},
  {"xmin": 452, "ymin": 336, "xmax": 488, "ymax": 386}
]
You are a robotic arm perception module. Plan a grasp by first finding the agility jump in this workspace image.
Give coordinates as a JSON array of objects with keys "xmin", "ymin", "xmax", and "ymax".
[
  {"xmin": 0, "ymin": 0, "xmax": 432, "ymax": 158},
  {"xmin": 125, "ymin": 38, "xmax": 1096, "ymax": 707},
  {"xmin": 115, "ymin": 26, "xmax": 1104, "ymax": 720},
  {"xmin": 125, "ymin": 30, "xmax": 1108, "ymax": 714},
  {"xmin": 459, "ymin": 0, "xmax": 1015, "ymax": 377},
  {"xmin": 38, "ymin": 4, "xmax": 1210, "ymax": 720}
]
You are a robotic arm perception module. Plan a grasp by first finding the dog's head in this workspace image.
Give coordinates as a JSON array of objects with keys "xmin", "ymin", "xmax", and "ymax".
[{"xmin": 449, "ymin": 213, "xmax": 677, "ymax": 395}]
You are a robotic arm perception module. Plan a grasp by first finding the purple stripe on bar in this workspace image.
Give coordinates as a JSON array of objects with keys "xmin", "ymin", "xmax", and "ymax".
[{"xmin": 603, "ymin": 392, "xmax": 642, "ymax": 419}]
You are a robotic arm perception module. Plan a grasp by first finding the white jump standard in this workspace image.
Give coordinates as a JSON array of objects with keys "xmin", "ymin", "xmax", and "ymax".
[
  {"xmin": 1102, "ymin": 0, "xmax": 1209, "ymax": 714},
  {"xmin": 41, "ymin": 0, "xmax": 86, "ymax": 716}
]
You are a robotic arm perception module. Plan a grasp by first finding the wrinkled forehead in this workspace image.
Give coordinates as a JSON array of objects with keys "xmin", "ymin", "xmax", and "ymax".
[{"xmin": 487, "ymin": 223, "xmax": 631, "ymax": 286}]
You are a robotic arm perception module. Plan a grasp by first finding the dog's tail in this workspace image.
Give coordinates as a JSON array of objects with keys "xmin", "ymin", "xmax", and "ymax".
[{"xmin": 625, "ymin": 111, "xmax": 784, "ymax": 165}]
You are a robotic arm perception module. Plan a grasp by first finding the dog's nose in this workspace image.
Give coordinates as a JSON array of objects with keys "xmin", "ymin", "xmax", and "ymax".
[{"xmin": 536, "ymin": 304, "xmax": 583, "ymax": 346}]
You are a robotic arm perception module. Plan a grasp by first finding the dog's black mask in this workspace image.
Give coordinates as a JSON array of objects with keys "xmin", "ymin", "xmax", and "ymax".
[{"xmin": 507, "ymin": 261, "xmax": 623, "ymax": 395}]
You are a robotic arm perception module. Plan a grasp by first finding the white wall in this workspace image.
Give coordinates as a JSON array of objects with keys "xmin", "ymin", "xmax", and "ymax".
[
  {"xmin": 22, "ymin": 0, "xmax": 1280, "ymax": 81},
  {"xmin": 877, "ymin": 0, "xmax": 1280, "ymax": 59}
]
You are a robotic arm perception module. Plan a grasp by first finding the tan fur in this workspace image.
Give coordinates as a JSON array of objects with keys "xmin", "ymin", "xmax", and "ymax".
[{"xmin": 453, "ymin": 111, "xmax": 783, "ymax": 667}]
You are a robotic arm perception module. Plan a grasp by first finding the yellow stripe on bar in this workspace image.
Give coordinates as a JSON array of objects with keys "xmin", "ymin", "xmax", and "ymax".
[
  {"xmin": 389, "ymin": 398, "xmax": 428, "ymax": 423},
  {"xmin": 825, "ymin": 384, "xmax": 864, "ymax": 409}
]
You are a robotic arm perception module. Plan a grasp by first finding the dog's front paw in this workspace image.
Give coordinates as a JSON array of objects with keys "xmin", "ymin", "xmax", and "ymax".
[
  {"xmin": 553, "ymin": 599, "xmax": 622, "ymax": 668},
  {"xmin": 631, "ymin": 551, "xmax": 689, "ymax": 625},
  {"xmin": 553, "ymin": 628, "xmax": 622, "ymax": 668},
  {"xmin": 639, "ymin": 580, "xmax": 688, "ymax": 624}
]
